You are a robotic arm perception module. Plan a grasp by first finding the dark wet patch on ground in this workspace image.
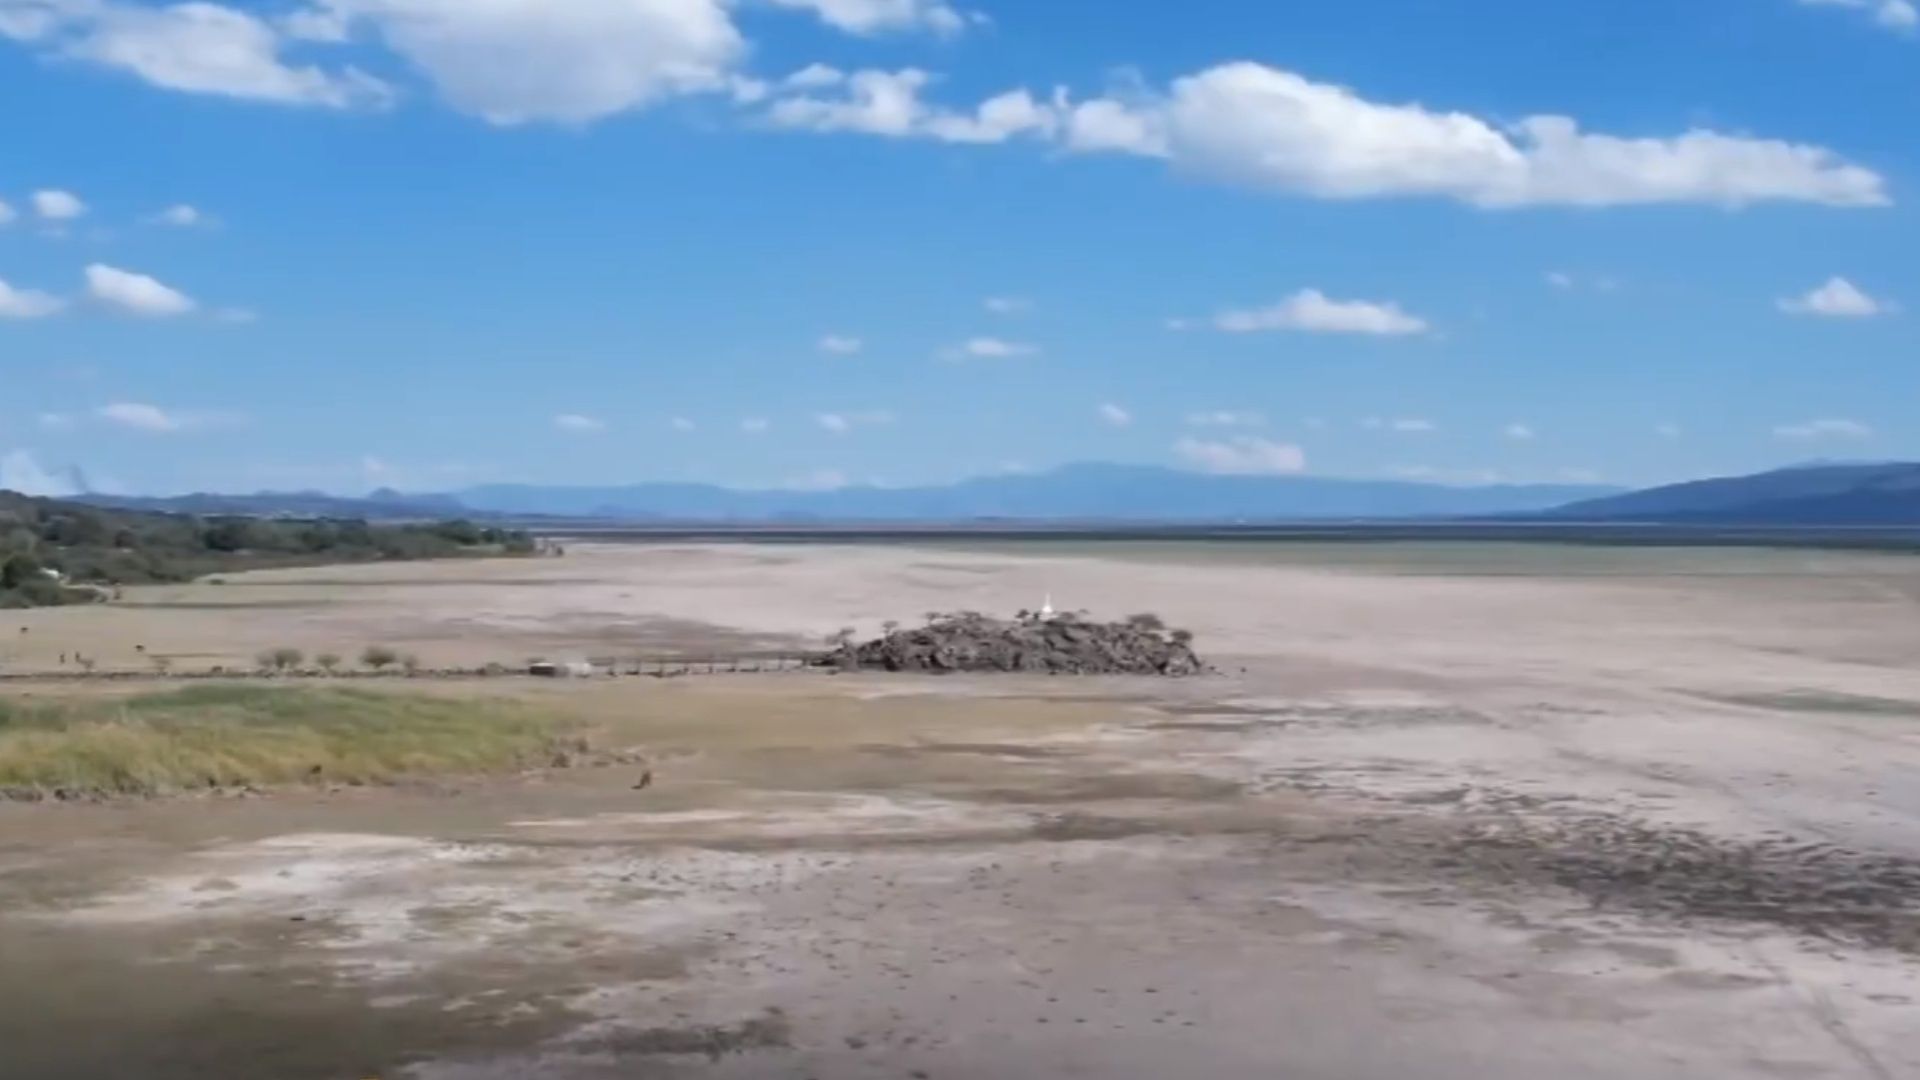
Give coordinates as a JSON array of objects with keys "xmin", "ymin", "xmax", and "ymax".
[
  {"xmin": 1433, "ymin": 815, "xmax": 1920, "ymax": 953},
  {"xmin": 581, "ymin": 1008, "xmax": 791, "ymax": 1062},
  {"xmin": 1691, "ymin": 689, "xmax": 1920, "ymax": 719}
]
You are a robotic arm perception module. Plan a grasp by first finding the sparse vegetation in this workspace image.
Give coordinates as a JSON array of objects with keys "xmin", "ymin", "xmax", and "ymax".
[
  {"xmin": 316, "ymin": 653, "xmax": 341, "ymax": 674},
  {"xmin": 0, "ymin": 685, "xmax": 581, "ymax": 799},
  {"xmin": 258, "ymin": 647, "xmax": 304, "ymax": 672},
  {"xmin": 0, "ymin": 490, "xmax": 536, "ymax": 608}
]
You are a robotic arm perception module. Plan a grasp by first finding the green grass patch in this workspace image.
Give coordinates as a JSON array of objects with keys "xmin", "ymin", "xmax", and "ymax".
[{"xmin": 0, "ymin": 685, "xmax": 581, "ymax": 799}]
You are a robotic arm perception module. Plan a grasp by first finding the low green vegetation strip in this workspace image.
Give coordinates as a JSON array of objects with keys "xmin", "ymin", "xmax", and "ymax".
[
  {"xmin": 2, "ymin": 489, "xmax": 537, "ymax": 608},
  {"xmin": 0, "ymin": 685, "xmax": 581, "ymax": 800}
]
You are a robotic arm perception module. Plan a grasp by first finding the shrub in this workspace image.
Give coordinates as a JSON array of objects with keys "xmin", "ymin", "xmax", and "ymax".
[
  {"xmin": 258, "ymin": 647, "xmax": 303, "ymax": 671},
  {"xmin": 361, "ymin": 646, "xmax": 399, "ymax": 671},
  {"xmin": 316, "ymin": 653, "xmax": 341, "ymax": 674}
]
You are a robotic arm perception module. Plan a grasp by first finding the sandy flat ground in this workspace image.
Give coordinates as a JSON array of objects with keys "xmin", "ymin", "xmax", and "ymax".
[{"xmin": 3, "ymin": 540, "xmax": 1920, "ymax": 1078}]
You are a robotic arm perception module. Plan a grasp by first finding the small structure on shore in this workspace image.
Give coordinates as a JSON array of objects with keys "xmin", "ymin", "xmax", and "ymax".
[{"xmin": 814, "ymin": 609, "xmax": 1206, "ymax": 676}]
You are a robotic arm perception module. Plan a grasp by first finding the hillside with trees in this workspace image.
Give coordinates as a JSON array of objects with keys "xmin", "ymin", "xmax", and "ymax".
[{"xmin": 0, "ymin": 490, "xmax": 535, "ymax": 608}]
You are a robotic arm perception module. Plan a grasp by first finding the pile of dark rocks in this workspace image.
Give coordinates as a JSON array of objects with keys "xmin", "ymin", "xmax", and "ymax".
[{"xmin": 814, "ymin": 611, "xmax": 1207, "ymax": 676}]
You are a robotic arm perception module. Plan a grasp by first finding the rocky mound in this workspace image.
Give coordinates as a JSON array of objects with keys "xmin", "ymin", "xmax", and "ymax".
[{"xmin": 814, "ymin": 611, "xmax": 1207, "ymax": 676}]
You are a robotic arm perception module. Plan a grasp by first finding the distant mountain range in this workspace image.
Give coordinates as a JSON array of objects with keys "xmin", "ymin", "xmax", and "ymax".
[
  {"xmin": 60, "ymin": 462, "xmax": 1920, "ymax": 527},
  {"xmin": 70, "ymin": 465, "xmax": 1617, "ymax": 523},
  {"xmin": 1546, "ymin": 463, "xmax": 1920, "ymax": 525}
]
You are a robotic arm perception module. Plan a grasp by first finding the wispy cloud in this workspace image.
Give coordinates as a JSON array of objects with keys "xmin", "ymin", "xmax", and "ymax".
[
  {"xmin": 1098, "ymin": 402, "xmax": 1132, "ymax": 427},
  {"xmin": 1798, "ymin": 0, "xmax": 1918, "ymax": 33},
  {"xmin": 1209, "ymin": 289, "xmax": 1430, "ymax": 337},
  {"xmin": 1773, "ymin": 417, "xmax": 1875, "ymax": 441},
  {"xmin": 1503, "ymin": 422, "xmax": 1536, "ymax": 441},
  {"xmin": 553, "ymin": 413, "xmax": 606, "ymax": 433},
  {"xmin": 943, "ymin": 336, "xmax": 1039, "ymax": 359},
  {"xmin": 1174, "ymin": 436, "xmax": 1307, "ymax": 476},
  {"xmin": 984, "ymin": 296, "xmax": 1032, "ymax": 314},
  {"xmin": 95, "ymin": 401, "xmax": 240, "ymax": 433},
  {"xmin": 1186, "ymin": 410, "xmax": 1264, "ymax": 428},
  {"xmin": 818, "ymin": 333, "xmax": 864, "ymax": 355},
  {"xmin": 816, "ymin": 410, "xmax": 895, "ymax": 434}
]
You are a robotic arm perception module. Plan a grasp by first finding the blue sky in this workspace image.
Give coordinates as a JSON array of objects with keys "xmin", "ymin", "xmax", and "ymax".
[{"xmin": 1, "ymin": 0, "xmax": 1915, "ymax": 496}]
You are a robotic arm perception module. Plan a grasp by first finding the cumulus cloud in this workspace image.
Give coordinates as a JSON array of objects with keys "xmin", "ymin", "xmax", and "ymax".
[
  {"xmin": 31, "ymin": 188, "xmax": 84, "ymax": 220},
  {"xmin": 0, "ymin": 0, "xmax": 389, "ymax": 107},
  {"xmin": 1098, "ymin": 402, "xmax": 1132, "ymax": 427},
  {"xmin": 0, "ymin": 449, "xmax": 74, "ymax": 496},
  {"xmin": 818, "ymin": 333, "xmax": 863, "ymax": 355},
  {"xmin": 554, "ymin": 413, "xmax": 606, "ymax": 433},
  {"xmin": 1774, "ymin": 418, "xmax": 1874, "ymax": 441},
  {"xmin": 1056, "ymin": 63, "xmax": 1887, "ymax": 208},
  {"xmin": 86, "ymin": 264, "xmax": 196, "ymax": 316},
  {"xmin": 764, "ymin": 0, "xmax": 974, "ymax": 36},
  {"xmin": 943, "ymin": 336, "xmax": 1039, "ymax": 359},
  {"xmin": 767, "ymin": 60, "xmax": 1886, "ymax": 209},
  {"xmin": 0, "ymin": 278, "xmax": 64, "ymax": 319},
  {"xmin": 768, "ymin": 67, "xmax": 1056, "ymax": 144},
  {"xmin": 1186, "ymin": 410, "xmax": 1264, "ymax": 428},
  {"xmin": 1213, "ymin": 289, "xmax": 1429, "ymax": 336},
  {"xmin": 1799, "ymin": 0, "xmax": 1918, "ymax": 32},
  {"xmin": 1778, "ymin": 276, "xmax": 1889, "ymax": 318},
  {"xmin": 306, "ymin": 0, "xmax": 741, "ymax": 124},
  {"xmin": 1174, "ymin": 436, "xmax": 1307, "ymax": 476}
]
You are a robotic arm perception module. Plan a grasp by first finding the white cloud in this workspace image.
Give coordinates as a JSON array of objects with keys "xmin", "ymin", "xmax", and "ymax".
[
  {"xmin": 768, "ymin": 68, "xmax": 1056, "ymax": 144},
  {"xmin": 1186, "ymin": 410, "xmax": 1264, "ymax": 428},
  {"xmin": 764, "ymin": 0, "xmax": 973, "ymax": 36},
  {"xmin": 1504, "ymin": 422, "xmax": 1536, "ymax": 441},
  {"xmin": 0, "ymin": 197, "xmax": 13, "ymax": 225},
  {"xmin": 0, "ymin": 278, "xmax": 64, "ymax": 319},
  {"xmin": 1778, "ymin": 276, "xmax": 1889, "ymax": 318},
  {"xmin": 816, "ymin": 409, "xmax": 894, "ymax": 434},
  {"xmin": 1546, "ymin": 271, "xmax": 1575, "ymax": 290},
  {"xmin": 1774, "ymin": 417, "xmax": 1874, "ymax": 441},
  {"xmin": 1799, "ymin": 0, "xmax": 1918, "ymax": 32},
  {"xmin": 213, "ymin": 306, "xmax": 258, "ymax": 324},
  {"xmin": 739, "ymin": 417, "xmax": 768, "ymax": 433},
  {"xmin": 1390, "ymin": 418, "xmax": 1436, "ymax": 433},
  {"xmin": 2, "ymin": 0, "xmax": 389, "ymax": 107},
  {"xmin": 97, "ymin": 402, "xmax": 189, "ymax": 433},
  {"xmin": 0, "ymin": 449, "xmax": 74, "ymax": 496},
  {"xmin": 85, "ymin": 263, "xmax": 196, "ymax": 316},
  {"xmin": 1214, "ymin": 289, "xmax": 1429, "ymax": 336},
  {"xmin": 38, "ymin": 412, "xmax": 73, "ymax": 430},
  {"xmin": 554, "ymin": 413, "xmax": 605, "ymax": 433},
  {"xmin": 150, "ymin": 203, "xmax": 206, "ymax": 227},
  {"xmin": 1098, "ymin": 402, "xmax": 1132, "ymax": 427},
  {"xmin": 785, "ymin": 468, "xmax": 849, "ymax": 491},
  {"xmin": 1175, "ymin": 436, "xmax": 1307, "ymax": 476},
  {"xmin": 310, "ymin": 0, "xmax": 741, "ymax": 124},
  {"xmin": 944, "ymin": 336, "xmax": 1039, "ymax": 359},
  {"xmin": 32, "ymin": 188, "xmax": 84, "ymax": 220},
  {"xmin": 1057, "ymin": 63, "xmax": 1888, "ymax": 208},
  {"xmin": 984, "ymin": 296, "xmax": 1032, "ymax": 314},
  {"xmin": 1390, "ymin": 464, "xmax": 1505, "ymax": 486},
  {"xmin": 818, "ymin": 333, "xmax": 863, "ymax": 355}
]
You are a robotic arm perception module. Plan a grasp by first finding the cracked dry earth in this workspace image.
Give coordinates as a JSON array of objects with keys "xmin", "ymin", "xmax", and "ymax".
[{"xmin": 2, "ymin": 677, "xmax": 1918, "ymax": 1080}]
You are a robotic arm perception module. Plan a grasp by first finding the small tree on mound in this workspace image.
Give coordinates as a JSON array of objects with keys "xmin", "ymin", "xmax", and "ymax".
[
  {"xmin": 361, "ymin": 645, "xmax": 399, "ymax": 671},
  {"xmin": 316, "ymin": 653, "xmax": 341, "ymax": 674},
  {"xmin": 1126, "ymin": 613, "xmax": 1168, "ymax": 632}
]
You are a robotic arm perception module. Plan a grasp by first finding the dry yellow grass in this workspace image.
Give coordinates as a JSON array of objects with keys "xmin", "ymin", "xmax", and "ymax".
[{"xmin": 0, "ymin": 685, "xmax": 578, "ymax": 798}]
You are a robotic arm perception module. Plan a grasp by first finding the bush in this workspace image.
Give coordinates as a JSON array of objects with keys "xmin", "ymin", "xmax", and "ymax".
[
  {"xmin": 258, "ymin": 647, "xmax": 304, "ymax": 672},
  {"xmin": 316, "ymin": 653, "xmax": 341, "ymax": 673},
  {"xmin": 361, "ymin": 646, "xmax": 399, "ymax": 671}
]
